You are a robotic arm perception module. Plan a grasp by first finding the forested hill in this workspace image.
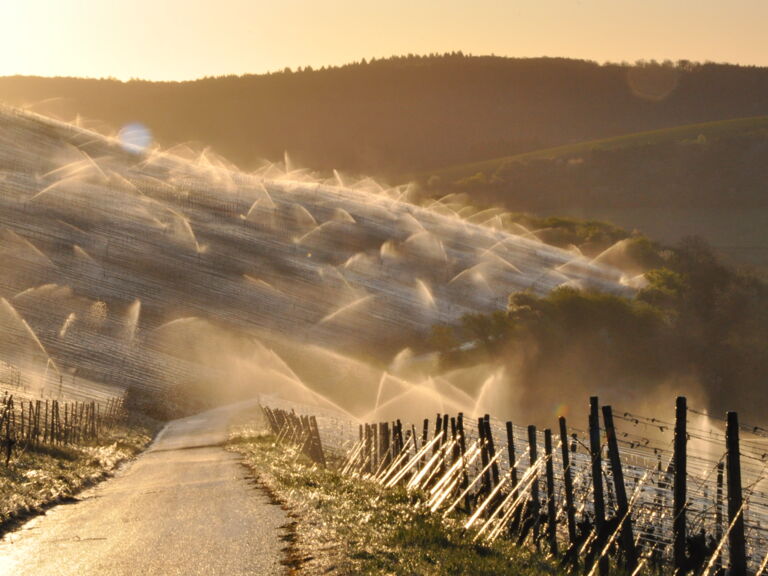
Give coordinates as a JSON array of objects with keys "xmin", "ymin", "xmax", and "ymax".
[{"xmin": 2, "ymin": 55, "xmax": 768, "ymax": 177}]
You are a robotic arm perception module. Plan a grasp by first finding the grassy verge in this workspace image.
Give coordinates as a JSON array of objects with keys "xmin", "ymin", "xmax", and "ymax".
[
  {"xmin": 229, "ymin": 430, "xmax": 565, "ymax": 576},
  {"xmin": 0, "ymin": 412, "xmax": 161, "ymax": 535}
]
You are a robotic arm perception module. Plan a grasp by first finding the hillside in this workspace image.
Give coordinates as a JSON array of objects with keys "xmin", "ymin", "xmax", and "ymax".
[
  {"xmin": 0, "ymin": 106, "xmax": 632, "ymax": 420},
  {"xmin": 423, "ymin": 115, "xmax": 768, "ymax": 181},
  {"xmin": 3, "ymin": 55, "xmax": 768, "ymax": 178},
  {"xmin": 421, "ymin": 116, "xmax": 768, "ymax": 268}
]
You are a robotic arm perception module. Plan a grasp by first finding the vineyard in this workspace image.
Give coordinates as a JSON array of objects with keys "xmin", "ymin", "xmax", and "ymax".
[
  {"xmin": 262, "ymin": 396, "xmax": 768, "ymax": 575},
  {"xmin": 0, "ymin": 368, "xmax": 125, "ymax": 466}
]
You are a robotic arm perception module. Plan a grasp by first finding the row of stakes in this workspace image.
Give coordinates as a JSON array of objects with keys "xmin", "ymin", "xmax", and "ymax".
[
  {"xmin": 327, "ymin": 396, "xmax": 757, "ymax": 576},
  {"xmin": 263, "ymin": 406, "xmax": 327, "ymax": 468},
  {"xmin": 1, "ymin": 393, "xmax": 125, "ymax": 465}
]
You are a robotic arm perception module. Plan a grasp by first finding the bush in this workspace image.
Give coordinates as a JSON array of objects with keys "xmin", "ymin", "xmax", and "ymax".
[{"xmin": 435, "ymin": 237, "xmax": 768, "ymax": 420}]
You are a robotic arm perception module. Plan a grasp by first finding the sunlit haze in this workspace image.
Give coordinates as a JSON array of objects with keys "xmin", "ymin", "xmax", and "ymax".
[
  {"xmin": 1, "ymin": 0, "xmax": 768, "ymax": 572},
  {"xmin": 2, "ymin": 0, "xmax": 767, "ymax": 81}
]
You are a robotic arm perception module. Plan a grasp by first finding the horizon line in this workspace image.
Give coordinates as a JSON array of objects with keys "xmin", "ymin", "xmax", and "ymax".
[{"xmin": 2, "ymin": 52, "xmax": 767, "ymax": 84}]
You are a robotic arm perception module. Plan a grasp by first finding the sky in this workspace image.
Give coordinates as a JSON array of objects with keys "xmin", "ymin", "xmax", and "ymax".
[{"xmin": 1, "ymin": 0, "xmax": 767, "ymax": 81}]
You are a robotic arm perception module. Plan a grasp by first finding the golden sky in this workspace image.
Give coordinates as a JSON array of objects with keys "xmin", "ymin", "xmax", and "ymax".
[{"xmin": 2, "ymin": 0, "xmax": 767, "ymax": 81}]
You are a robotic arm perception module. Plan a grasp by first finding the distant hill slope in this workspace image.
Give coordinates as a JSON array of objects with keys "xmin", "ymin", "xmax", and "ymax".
[
  {"xmin": 420, "ymin": 116, "xmax": 768, "ymax": 269},
  {"xmin": 2, "ymin": 55, "xmax": 768, "ymax": 178},
  {"xmin": 421, "ymin": 115, "xmax": 768, "ymax": 182}
]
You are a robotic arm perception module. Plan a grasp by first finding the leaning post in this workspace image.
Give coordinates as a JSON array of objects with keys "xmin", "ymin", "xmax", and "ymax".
[
  {"xmin": 309, "ymin": 415, "xmax": 326, "ymax": 468},
  {"xmin": 602, "ymin": 405, "xmax": 637, "ymax": 570}
]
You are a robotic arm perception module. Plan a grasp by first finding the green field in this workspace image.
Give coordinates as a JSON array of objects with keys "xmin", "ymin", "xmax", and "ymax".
[{"xmin": 421, "ymin": 115, "xmax": 768, "ymax": 183}]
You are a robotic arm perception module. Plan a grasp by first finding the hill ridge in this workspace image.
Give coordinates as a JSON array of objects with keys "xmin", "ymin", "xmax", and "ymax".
[{"xmin": 3, "ymin": 56, "xmax": 768, "ymax": 176}]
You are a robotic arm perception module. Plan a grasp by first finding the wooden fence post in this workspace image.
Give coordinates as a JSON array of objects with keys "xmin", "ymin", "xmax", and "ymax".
[
  {"xmin": 602, "ymin": 405, "xmax": 637, "ymax": 570},
  {"xmin": 559, "ymin": 416, "xmax": 577, "ymax": 545},
  {"xmin": 395, "ymin": 419, "xmax": 404, "ymax": 460},
  {"xmin": 484, "ymin": 415, "xmax": 500, "ymax": 488},
  {"xmin": 715, "ymin": 460, "xmax": 724, "ymax": 574},
  {"xmin": 589, "ymin": 396, "xmax": 608, "ymax": 576},
  {"xmin": 299, "ymin": 415, "xmax": 312, "ymax": 459},
  {"xmin": 389, "ymin": 421, "xmax": 396, "ymax": 460},
  {"xmin": 54, "ymin": 400, "xmax": 60, "ymax": 444},
  {"xmin": 457, "ymin": 413, "xmax": 471, "ymax": 512},
  {"xmin": 673, "ymin": 396, "xmax": 688, "ymax": 572},
  {"xmin": 365, "ymin": 424, "xmax": 373, "ymax": 474},
  {"xmin": 726, "ymin": 411, "xmax": 747, "ymax": 576},
  {"xmin": 441, "ymin": 414, "xmax": 449, "ymax": 475},
  {"xmin": 441, "ymin": 414, "xmax": 449, "ymax": 450},
  {"xmin": 265, "ymin": 407, "xmax": 279, "ymax": 433},
  {"xmin": 544, "ymin": 428, "xmax": 558, "ymax": 556},
  {"xmin": 309, "ymin": 416, "xmax": 326, "ymax": 468},
  {"xmin": 34, "ymin": 400, "xmax": 41, "ymax": 444},
  {"xmin": 64, "ymin": 403, "xmax": 70, "ymax": 444},
  {"xmin": 43, "ymin": 400, "xmax": 49, "ymax": 443},
  {"xmin": 382, "ymin": 422, "xmax": 391, "ymax": 468},
  {"xmin": 479, "ymin": 417, "xmax": 491, "ymax": 496},
  {"xmin": 433, "ymin": 414, "xmax": 442, "ymax": 456},
  {"xmin": 450, "ymin": 417, "xmax": 459, "ymax": 466},
  {"xmin": 372, "ymin": 422, "xmax": 379, "ymax": 471},
  {"xmin": 527, "ymin": 424, "xmax": 541, "ymax": 546},
  {"xmin": 4, "ymin": 396, "xmax": 15, "ymax": 465},
  {"xmin": 506, "ymin": 421, "xmax": 519, "ymax": 496}
]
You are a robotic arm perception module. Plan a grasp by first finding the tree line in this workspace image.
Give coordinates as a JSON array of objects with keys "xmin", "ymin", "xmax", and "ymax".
[
  {"xmin": 2, "ymin": 55, "xmax": 768, "ymax": 177},
  {"xmin": 432, "ymin": 237, "xmax": 768, "ymax": 424}
]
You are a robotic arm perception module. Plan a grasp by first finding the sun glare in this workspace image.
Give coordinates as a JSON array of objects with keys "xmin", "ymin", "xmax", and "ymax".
[{"xmin": 1, "ymin": 1, "xmax": 767, "ymax": 81}]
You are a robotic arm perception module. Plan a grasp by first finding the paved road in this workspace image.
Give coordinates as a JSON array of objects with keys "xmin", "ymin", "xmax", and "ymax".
[{"xmin": 0, "ymin": 401, "xmax": 288, "ymax": 575}]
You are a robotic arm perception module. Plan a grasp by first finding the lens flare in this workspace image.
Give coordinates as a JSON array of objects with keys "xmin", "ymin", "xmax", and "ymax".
[{"xmin": 117, "ymin": 122, "xmax": 152, "ymax": 153}]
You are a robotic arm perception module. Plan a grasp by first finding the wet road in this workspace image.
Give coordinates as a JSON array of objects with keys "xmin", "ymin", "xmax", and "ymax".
[{"xmin": 0, "ymin": 401, "xmax": 288, "ymax": 576}]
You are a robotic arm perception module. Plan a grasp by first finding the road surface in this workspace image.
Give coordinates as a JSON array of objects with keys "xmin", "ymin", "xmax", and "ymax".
[{"xmin": 0, "ymin": 401, "xmax": 288, "ymax": 575}]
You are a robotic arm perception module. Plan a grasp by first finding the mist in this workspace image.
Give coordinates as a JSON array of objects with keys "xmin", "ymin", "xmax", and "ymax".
[{"xmin": 0, "ymin": 104, "xmax": 648, "ymax": 424}]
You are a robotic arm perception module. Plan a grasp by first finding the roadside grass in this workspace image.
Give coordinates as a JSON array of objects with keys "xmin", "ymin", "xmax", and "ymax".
[
  {"xmin": 0, "ymin": 412, "xmax": 161, "ymax": 535},
  {"xmin": 230, "ymin": 432, "xmax": 566, "ymax": 576}
]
